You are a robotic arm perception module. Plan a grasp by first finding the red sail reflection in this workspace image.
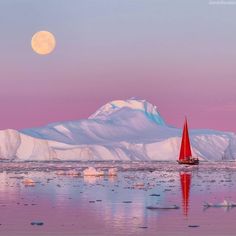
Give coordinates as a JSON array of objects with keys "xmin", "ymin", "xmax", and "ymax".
[{"xmin": 180, "ymin": 172, "xmax": 191, "ymax": 216}]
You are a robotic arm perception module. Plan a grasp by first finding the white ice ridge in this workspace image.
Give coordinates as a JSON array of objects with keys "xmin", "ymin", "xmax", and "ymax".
[{"xmin": 0, "ymin": 98, "xmax": 235, "ymax": 161}]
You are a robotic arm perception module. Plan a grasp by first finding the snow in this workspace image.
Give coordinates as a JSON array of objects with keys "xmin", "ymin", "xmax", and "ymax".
[
  {"xmin": 89, "ymin": 98, "xmax": 167, "ymax": 126},
  {"xmin": 0, "ymin": 98, "xmax": 235, "ymax": 161}
]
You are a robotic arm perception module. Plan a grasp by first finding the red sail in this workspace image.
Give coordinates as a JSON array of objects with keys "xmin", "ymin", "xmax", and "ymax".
[
  {"xmin": 180, "ymin": 172, "xmax": 191, "ymax": 216},
  {"xmin": 179, "ymin": 118, "xmax": 192, "ymax": 161}
]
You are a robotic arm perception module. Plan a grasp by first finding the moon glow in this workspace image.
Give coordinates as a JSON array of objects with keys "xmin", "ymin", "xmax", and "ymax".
[{"xmin": 31, "ymin": 31, "xmax": 56, "ymax": 55}]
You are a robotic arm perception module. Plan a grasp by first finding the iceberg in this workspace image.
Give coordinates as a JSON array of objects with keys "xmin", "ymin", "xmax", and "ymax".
[
  {"xmin": 0, "ymin": 98, "xmax": 235, "ymax": 161},
  {"xmin": 83, "ymin": 167, "xmax": 105, "ymax": 177}
]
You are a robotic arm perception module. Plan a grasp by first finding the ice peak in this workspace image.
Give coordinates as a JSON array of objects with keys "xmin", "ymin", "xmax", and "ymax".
[{"xmin": 89, "ymin": 98, "xmax": 167, "ymax": 126}]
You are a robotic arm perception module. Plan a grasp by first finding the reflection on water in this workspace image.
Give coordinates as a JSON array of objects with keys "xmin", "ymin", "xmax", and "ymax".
[
  {"xmin": 0, "ymin": 162, "xmax": 236, "ymax": 235},
  {"xmin": 83, "ymin": 175, "xmax": 100, "ymax": 184},
  {"xmin": 180, "ymin": 172, "xmax": 191, "ymax": 217}
]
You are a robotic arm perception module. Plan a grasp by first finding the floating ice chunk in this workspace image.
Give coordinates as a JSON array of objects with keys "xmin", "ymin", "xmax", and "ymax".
[
  {"xmin": 56, "ymin": 171, "xmax": 66, "ymax": 176},
  {"xmin": 204, "ymin": 200, "xmax": 236, "ymax": 208},
  {"xmin": 150, "ymin": 193, "xmax": 160, "ymax": 197},
  {"xmin": 146, "ymin": 205, "xmax": 179, "ymax": 210},
  {"xmin": 31, "ymin": 221, "xmax": 44, "ymax": 226},
  {"xmin": 123, "ymin": 201, "xmax": 132, "ymax": 203},
  {"xmin": 23, "ymin": 178, "xmax": 35, "ymax": 187},
  {"xmin": 133, "ymin": 182, "xmax": 145, "ymax": 189},
  {"xmin": 56, "ymin": 170, "xmax": 80, "ymax": 176},
  {"xmin": 96, "ymin": 170, "xmax": 105, "ymax": 176},
  {"xmin": 108, "ymin": 168, "xmax": 118, "ymax": 176},
  {"xmin": 83, "ymin": 167, "xmax": 104, "ymax": 177},
  {"xmin": 67, "ymin": 170, "xmax": 81, "ymax": 177}
]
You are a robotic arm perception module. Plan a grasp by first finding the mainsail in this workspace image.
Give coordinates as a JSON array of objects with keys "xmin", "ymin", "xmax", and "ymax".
[{"xmin": 179, "ymin": 118, "xmax": 192, "ymax": 161}]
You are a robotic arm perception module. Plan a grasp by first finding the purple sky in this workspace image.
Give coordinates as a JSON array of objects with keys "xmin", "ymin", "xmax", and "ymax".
[{"xmin": 0, "ymin": 0, "xmax": 236, "ymax": 131}]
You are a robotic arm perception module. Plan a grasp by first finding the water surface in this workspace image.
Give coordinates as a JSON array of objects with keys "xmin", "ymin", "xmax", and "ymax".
[{"xmin": 0, "ymin": 161, "xmax": 236, "ymax": 236}]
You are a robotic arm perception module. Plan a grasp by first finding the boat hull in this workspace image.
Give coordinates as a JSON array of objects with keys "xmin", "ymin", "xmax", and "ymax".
[{"xmin": 177, "ymin": 158, "xmax": 199, "ymax": 165}]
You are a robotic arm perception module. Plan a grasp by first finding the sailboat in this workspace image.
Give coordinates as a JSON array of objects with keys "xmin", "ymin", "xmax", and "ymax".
[{"xmin": 177, "ymin": 118, "xmax": 199, "ymax": 165}]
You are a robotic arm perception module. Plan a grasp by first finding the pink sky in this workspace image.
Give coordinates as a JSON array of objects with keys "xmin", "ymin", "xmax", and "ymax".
[{"xmin": 0, "ymin": 1, "xmax": 236, "ymax": 131}]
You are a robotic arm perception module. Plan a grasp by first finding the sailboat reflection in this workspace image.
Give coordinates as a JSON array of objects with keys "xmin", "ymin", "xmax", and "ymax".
[{"xmin": 180, "ymin": 172, "xmax": 192, "ymax": 217}]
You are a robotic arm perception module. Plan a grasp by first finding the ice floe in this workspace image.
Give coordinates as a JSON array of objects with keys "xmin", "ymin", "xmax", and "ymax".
[
  {"xmin": 204, "ymin": 200, "xmax": 236, "ymax": 208},
  {"xmin": 22, "ymin": 178, "xmax": 36, "ymax": 187},
  {"xmin": 108, "ymin": 168, "xmax": 118, "ymax": 176},
  {"xmin": 146, "ymin": 205, "xmax": 180, "ymax": 210}
]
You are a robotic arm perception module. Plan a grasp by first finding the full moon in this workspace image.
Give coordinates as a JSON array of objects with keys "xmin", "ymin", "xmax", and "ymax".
[{"xmin": 31, "ymin": 31, "xmax": 56, "ymax": 55}]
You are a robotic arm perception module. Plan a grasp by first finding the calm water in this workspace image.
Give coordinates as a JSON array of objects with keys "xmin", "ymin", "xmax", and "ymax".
[{"xmin": 0, "ymin": 162, "xmax": 236, "ymax": 236}]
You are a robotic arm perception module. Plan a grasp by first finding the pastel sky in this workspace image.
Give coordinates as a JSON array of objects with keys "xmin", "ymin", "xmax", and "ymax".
[{"xmin": 0, "ymin": 0, "xmax": 236, "ymax": 131}]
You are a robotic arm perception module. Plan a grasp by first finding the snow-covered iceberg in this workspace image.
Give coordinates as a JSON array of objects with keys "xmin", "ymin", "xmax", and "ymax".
[{"xmin": 0, "ymin": 98, "xmax": 235, "ymax": 161}]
